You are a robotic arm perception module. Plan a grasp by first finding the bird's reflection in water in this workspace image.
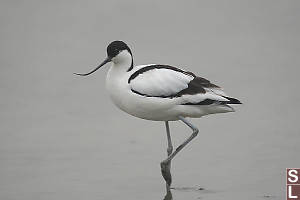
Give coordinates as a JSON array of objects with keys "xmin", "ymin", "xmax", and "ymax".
[
  {"xmin": 163, "ymin": 186, "xmax": 209, "ymax": 200},
  {"xmin": 163, "ymin": 188, "xmax": 172, "ymax": 200}
]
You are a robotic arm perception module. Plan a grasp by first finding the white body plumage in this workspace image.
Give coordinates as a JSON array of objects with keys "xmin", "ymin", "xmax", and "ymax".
[{"xmin": 105, "ymin": 51, "xmax": 235, "ymax": 121}]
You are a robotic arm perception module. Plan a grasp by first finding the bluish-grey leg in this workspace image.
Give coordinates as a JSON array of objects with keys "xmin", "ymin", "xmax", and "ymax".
[
  {"xmin": 165, "ymin": 121, "xmax": 173, "ymax": 156},
  {"xmin": 160, "ymin": 116, "xmax": 199, "ymax": 188},
  {"xmin": 161, "ymin": 121, "xmax": 173, "ymax": 190}
]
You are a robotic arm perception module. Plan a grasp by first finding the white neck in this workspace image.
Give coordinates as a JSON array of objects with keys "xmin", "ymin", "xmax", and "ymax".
[{"xmin": 111, "ymin": 50, "xmax": 133, "ymax": 71}]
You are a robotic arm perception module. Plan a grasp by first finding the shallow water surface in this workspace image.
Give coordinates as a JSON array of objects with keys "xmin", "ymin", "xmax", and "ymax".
[{"xmin": 1, "ymin": 1, "xmax": 300, "ymax": 199}]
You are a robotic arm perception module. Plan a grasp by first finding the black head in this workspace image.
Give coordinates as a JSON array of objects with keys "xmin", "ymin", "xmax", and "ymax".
[
  {"xmin": 107, "ymin": 40, "xmax": 132, "ymax": 58},
  {"xmin": 74, "ymin": 40, "xmax": 134, "ymax": 76}
]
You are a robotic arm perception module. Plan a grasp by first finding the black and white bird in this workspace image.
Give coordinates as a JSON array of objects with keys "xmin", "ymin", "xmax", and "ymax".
[{"xmin": 75, "ymin": 40, "xmax": 241, "ymax": 189}]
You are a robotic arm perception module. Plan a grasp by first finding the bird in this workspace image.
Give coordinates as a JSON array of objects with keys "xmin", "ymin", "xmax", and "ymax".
[{"xmin": 75, "ymin": 40, "xmax": 241, "ymax": 190}]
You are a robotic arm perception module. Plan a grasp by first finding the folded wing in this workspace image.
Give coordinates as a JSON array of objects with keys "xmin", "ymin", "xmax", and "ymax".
[{"xmin": 129, "ymin": 65, "xmax": 241, "ymax": 105}]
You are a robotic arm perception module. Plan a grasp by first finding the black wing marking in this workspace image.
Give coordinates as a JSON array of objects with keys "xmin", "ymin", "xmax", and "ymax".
[
  {"xmin": 129, "ymin": 64, "xmax": 241, "ymax": 105},
  {"xmin": 128, "ymin": 65, "xmax": 195, "ymax": 83},
  {"xmin": 183, "ymin": 96, "xmax": 242, "ymax": 105},
  {"xmin": 129, "ymin": 64, "xmax": 212, "ymax": 97}
]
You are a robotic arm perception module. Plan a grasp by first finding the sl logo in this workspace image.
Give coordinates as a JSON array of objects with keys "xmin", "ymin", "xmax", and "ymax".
[{"xmin": 287, "ymin": 169, "xmax": 300, "ymax": 200}]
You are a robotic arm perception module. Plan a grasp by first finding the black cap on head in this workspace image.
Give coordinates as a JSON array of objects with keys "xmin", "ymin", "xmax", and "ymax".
[
  {"xmin": 73, "ymin": 40, "xmax": 133, "ymax": 76},
  {"xmin": 107, "ymin": 40, "xmax": 132, "ymax": 58}
]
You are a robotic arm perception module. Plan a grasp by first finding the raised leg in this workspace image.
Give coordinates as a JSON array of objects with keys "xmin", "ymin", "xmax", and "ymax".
[
  {"xmin": 161, "ymin": 121, "xmax": 173, "ymax": 190},
  {"xmin": 160, "ymin": 116, "xmax": 199, "ymax": 188}
]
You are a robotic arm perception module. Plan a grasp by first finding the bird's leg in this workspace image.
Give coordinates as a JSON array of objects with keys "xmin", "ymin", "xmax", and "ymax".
[
  {"xmin": 165, "ymin": 121, "xmax": 173, "ymax": 156},
  {"xmin": 160, "ymin": 116, "xmax": 199, "ymax": 187},
  {"xmin": 161, "ymin": 121, "xmax": 173, "ymax": 190}
]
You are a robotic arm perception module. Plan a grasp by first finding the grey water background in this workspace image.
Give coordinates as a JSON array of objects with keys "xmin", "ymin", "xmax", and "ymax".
[{"xmin": 1, "ymin": 0, "xmax": 300, "ymax": 199}]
